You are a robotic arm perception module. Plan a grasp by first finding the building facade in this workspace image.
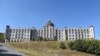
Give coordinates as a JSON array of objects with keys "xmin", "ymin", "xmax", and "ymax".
[
  {"xmin": 5, "ymin": 21, "xmax": 95, "ymax": 42},
  {"xmin": 5, "ymin": 26, "xmax": 33, "ymax": 42}
]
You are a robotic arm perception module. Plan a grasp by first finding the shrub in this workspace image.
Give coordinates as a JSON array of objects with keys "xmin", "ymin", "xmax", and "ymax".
[
  {"xmin": 34, "ymin": 37, "xmax": 43, "ymax": 41},
  {"xmin": 59, "ymin": 42, "xmax": 66, "ymax": 49},
  {"xmin": 67, "ymin": 41, "xmax": 74, "ymax": 50},
  {"xmin": 0, "ymin": 33, "xmax": 4, "ymax": 42},
  {"xmin": 39, "ymin": 37, "xmax": 43, "ymax": 41},
  {"xmin": 54, "ymin": 36, "xmax": 57, "ymax": 41},
  {"xmin": 68, "ymin": 40, "xmax": 100, "ymax": 55},
  {"xmin": 32, "ymin": 38, "xmax": 35, "ymax": 41},
  {"xmin": 95, "ymin": 47, "xmax": 100, "ymax": 55}
]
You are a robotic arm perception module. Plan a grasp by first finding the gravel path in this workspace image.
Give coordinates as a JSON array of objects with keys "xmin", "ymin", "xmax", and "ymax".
[{"xmin": 0, "ymin": 43, "xmax": 27, "ymax": 56}]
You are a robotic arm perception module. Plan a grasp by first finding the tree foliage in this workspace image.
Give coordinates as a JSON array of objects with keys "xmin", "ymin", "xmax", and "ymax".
[
  {"xmin": 32, "ymin": 37, "xmax": 35, "ymax": 41},
  {"xmin": 54, "ymin": 36, "xmax": 57, "ymax": 41},
  {"xmin": 68, "ymin": 40, "xmax": 100, "ymax": 55},
  {"xmin": 39, "ymin": 37, "xmax": 43, "ymax": 41},
  {"xmin": 0, "ymin": 33, "xmax": 4, "ymax": 42},
  {"xmin": 59, "ymin": 42, "xmax": 67, "ymax": 49}
]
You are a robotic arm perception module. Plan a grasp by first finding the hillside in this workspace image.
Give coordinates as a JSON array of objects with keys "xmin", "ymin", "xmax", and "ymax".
[{"xmin": 7, "ymin": 41, "xmax": 95, "ymax": 56}]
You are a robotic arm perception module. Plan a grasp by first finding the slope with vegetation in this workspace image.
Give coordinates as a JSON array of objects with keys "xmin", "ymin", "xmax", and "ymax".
[
  {"xmin": 7, "ymin": 41, "xmax": 95, "ymax": 56},
  {"xmin": 68, "ymin": 40, "xmax": 100, "ymax": 55}
]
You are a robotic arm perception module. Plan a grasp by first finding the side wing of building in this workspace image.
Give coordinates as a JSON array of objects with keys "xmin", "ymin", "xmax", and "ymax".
[{"xmin": 5, "ymin": 25, "xmax": 33, "ymax": 42}]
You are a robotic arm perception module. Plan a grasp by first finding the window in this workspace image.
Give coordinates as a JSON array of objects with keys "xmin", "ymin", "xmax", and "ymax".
[
  {"xmin": 87, "ymin": 29, "xmax": 89, "ymax": 34},
  {"xmin": 19, "ymin": 29, "xmax": 21, "ymax": 32},
  {"xmin": 79, "ymin": 35, "xmax": 80, "ymax": 37},
  {"xmin": 76, "ymin": 35, "xmax": 77, "ymax": 37},
  {"xmin": 73, "ymin": 38, "xmax": 74, "ymax": 40},
  {"xmin": 27, "ymin": 38, "xmax": 29, "ymax": 39},
  {"xmin": 41, "ymin": 30, "xmax": 43, "ymax": 33},
  {"xmin": 81, "ymin": 29, "xmax": 82, "ymax": 32},
  {"xmin": 88, "ymin": 35, "xmax": 89, "ymax": 37},
  {"xmin": 13, "ymin": 29, "xmax": 15, "ymax": 33},
  {"xmin": 59, "ymin": 37, "xmax": 61, "ymax": 40},
  {"xmin": 85, "ymin": 35, "xmax": 86, "ymax": 37},
  {"xmin": 75, "ymin": 29, "xmax": 77, "ymax": 34},
  {"xmin": 82, "ymin": 35, "xmax": 83, "ymax": 37},
  {"xmin": 69, "ymin": 38, "xmax": 71, "ymax": 40},
  {"xmin": 75, "ymin": 29, "xmax": 77, "ymax": 31},
  {"xmin": 69, "ymin": 29, "xmax": 71, "ymax": 34},
  {"xmin": 84, "ymin": 29, "xmax": 86, "ymax": 34},
  {"xmin": 50, "ymin": 28, "xmax": 52, "ymax": 30},
  {"xmin": 25, "ymin": 29, "xmax": 26, "ymax": 33},
  {"xmin": 72, "ymin": 29, "xmax": 74, "ymax": 34},
  {"xmin": 69, "ymin": 35, "xmax": 71, "ymax": 37},
  {"xmin": 22, "ymin": 29, "xmax": 23, "ymax": 32},
  {"xmin": 59, "ymin": 36, "xmax": 60, "ymax": 37},
  {"xmin": 16, "ymin": 29, "xmax": 18, "ymax": 33},
  {"xmin": 78, "ymin": 29, "xmax": 80, "ymax": 34},
  {"xmin": 28, "ymin": 29, "xmax": 30, "ymax": 33},
  {"xmin": 72, "ymin": 35, "xmax": 74, "ymax": 37},
  {"xmin": 76, "ymin": 37, "xmax": 77, "ymax": 40}
]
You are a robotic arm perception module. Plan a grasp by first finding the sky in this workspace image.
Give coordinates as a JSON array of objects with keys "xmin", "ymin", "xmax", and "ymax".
[{"xmin": 0, "ymin": 0, "xmax": 100, "ymax": 39}]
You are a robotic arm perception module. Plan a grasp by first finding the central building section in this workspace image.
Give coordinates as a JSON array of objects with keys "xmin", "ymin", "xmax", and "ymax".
[{"xmin": 37, "ymin": 21, "xmax": 57, "ymax": 40}]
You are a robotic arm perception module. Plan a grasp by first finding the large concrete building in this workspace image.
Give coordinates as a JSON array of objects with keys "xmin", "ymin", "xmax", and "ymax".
[{"xmin": 5, "ymin": 21, "xmax": 95, "ymax": 42}]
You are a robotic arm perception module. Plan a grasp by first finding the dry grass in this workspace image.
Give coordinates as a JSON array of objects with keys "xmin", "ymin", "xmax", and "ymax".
[{"xmin": 7, "ymin": 41, "xmax": 95, "ymax": 56}]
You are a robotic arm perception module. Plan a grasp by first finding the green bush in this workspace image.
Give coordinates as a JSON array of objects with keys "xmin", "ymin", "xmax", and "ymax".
[
  {"xmin": 68, "ymin": 40, "xmax": 100, "ymax": 55},
  {"xmin": 95, "ymin": 47, "xmax": 100, "ymax": 55},
  {"xmin": 32, "ymin": 38, "xmax": 35, "ymax": 41},
  {"xmin": 54, "ymin": 36, "xmax": 57, "ymax": 41},
  {"xmin": 39, "ymin": 37, "xmax": 43, "ymax": 41},
  {"xmin": 0, "ymin": 33, "xmax": 4, "ymax": 42},
  {"xmin": 59, "ymin": 42, "xmax": 66, "ymax": 49},
  {"xmin": 67, "ymin": 41, "xmax": 74, "ymax": 50}
]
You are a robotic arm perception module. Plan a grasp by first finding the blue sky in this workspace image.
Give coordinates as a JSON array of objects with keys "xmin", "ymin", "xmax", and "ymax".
[{"xmin": 0, "ymin": 0, "xmax": 100, "ymax": 39}]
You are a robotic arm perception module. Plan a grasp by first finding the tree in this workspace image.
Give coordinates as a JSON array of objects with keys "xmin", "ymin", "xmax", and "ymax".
[
  {"xmin": 67, "ymin": 41, "xmax": 74, "ymax": 50},
  {"xmin": 59, "ymin": 42, "xmax": 66, "ymax": 49},
  {"xmin": 54, "ymin": 36, "xmax": 57, "ymax": 41},
  {"xmin": 95, "ymin": 47, "xmax": 100, "ymax": 55},
  {"xmin": 0, "ymin": 33, "xmax": 4, "ymax": 42},
  {"xmin": 39, "ymin": 37, "xmax": 43, "ymax": 41},
  {"xmin": 44, "ymin": 38, "xmax": 47, "ymax": 41},
  {"xmin": 68, "ymin": 40, "xmax": 100, "ymax": 55},
  {"xmin": 32, "ymin": 37, "xmax": 35, "ymax": 41}
]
